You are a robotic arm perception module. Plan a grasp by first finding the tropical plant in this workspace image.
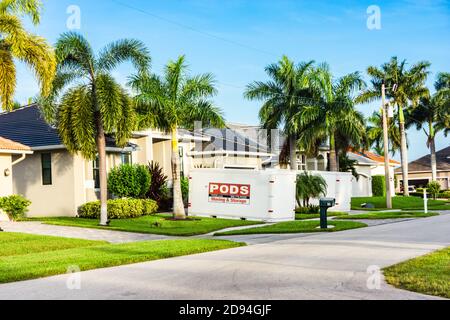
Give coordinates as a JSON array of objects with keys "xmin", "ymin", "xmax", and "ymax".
[
  {"xmin": 426, "ymin": 181, "xmax": 441, "ymax": 200},
  {"xmin": 78, "ymin": 198, "xmax": 158, "ymax": 219},
  {"xmin": 244, "ymin": 56, "xmax": 317, "ymax": 169},
  {"xmin": 0, "ymin": 0, "xmax": 56, "ymax": 111},
  {"xmin": 372, "ymin": 175, "xmax": 386, "ymax": 197},
  {"xmin": 146, "ymin": 161, "xmax": 168, "ymax": 205},
  {"xmin": 0, "ymin": 194, "xmax": 31, "ymax": 221},
  {"xmin": 108, "ymin": 164, "xmax": 151, "ymax": 199},
  {"xmin": 366, "ymin": 110, "xmax": 401, "ymax": 156},
  {"xmin": 295, "ymin": 64, "xmax": 367, "ymax": 171},
  {"xmin": 296, "ymin": 171, "xmax": 328, "ymax": 207},
  {"xmin": 129, "ymin": 55, "xmax": 225, "ymax": 219},
  {"xmin": 181, "ymin": 176, "xmax": 189, "ymax": 207},
  {"xmin": 41, "ymin": 32, "xmax": 150, "ymax": 225},
  {"xmin": 407, "ymin": 73, "xmax": 450, "ymax": 181},
  {"xmin": 358, "ymin": 57, "xmax": 430, "ymax": 196},
  {"xmin": 339, "ymin": 153, "xmax": 359, "ymax": 179}
]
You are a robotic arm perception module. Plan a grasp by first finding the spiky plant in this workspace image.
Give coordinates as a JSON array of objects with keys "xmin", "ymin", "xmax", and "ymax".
[{"xmin": 41, "ymin": 32, "xmax": 150, "ymax": 226}]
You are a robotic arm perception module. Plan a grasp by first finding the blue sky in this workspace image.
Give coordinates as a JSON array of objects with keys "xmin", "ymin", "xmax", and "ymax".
[{"xmin": 14, "ymin": 0, "xmax": 450, "ymax": 161}]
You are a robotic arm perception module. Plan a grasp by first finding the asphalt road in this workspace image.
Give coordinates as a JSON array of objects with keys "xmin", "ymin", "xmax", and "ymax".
[{"xmin": 0, "ymin": 214, "xmax": 448, "ymax": 300}]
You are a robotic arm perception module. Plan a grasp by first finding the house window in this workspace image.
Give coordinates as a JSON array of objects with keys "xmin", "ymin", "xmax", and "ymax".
[
  {"xmin": 93, "ymin": 157, "xmax": 100, "ymax": 189},
  {"xmin": 41, "ymin": 153, "xmax": 52, "ymax": 185},
  {"xmin": 121, "ymin": 152, "xmax": 132, "ymax": 165}
]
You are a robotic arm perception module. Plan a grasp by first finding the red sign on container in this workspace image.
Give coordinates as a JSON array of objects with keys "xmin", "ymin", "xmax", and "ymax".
[{"xmin": 208, "ymin": 183, "xmax": 251, "ymax": 205}]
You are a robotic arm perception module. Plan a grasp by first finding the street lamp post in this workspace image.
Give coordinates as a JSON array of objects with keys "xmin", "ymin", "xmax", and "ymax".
[{"xmin": 382, "ymin": 81, "xmax": 393, "ymax": 209}]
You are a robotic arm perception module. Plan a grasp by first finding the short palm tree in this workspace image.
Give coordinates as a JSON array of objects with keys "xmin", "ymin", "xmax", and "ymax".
[
  {"xmin": 358, "ymin": 57, "xmax": 430, "ymax": 196},
  {"xmin": 244, "ymin": 56, "xmax": 317, "ymax": 169},
  {"xmin": 129, "ymin": 55, "xmax": 225, "ymax": 220},
  {"xmin": 366, "ymin": 110, "xmax": 401, "ymax": 156},
  {"xmin": 295, "ymin": 64, "xmax": 367, "ymax": 172},
  {"xmin": 407, "ymin": 72, "xmax": 450, "ymax": 181},
  {"xmin": 0, "ymin": 0, "xmax": 56, "ymax": 111},
  {"xmin": 296, "ymin": 172, "xmax": 327, "ymax": 207},
  {"xmin": 41, "ymin": 32, "xmax": 151, "ymax": 226}
]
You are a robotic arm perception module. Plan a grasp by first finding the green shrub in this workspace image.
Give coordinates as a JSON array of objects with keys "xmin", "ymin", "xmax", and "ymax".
[
  {"xmin": 296, "ymin": 205, "xmax": 320, "ymax": 214},
  {"xmin": 440, "ymin": 191, "xmax": 450, "ymax": 199},
  {"xmin": 181, "ymin": 177, "xmax": 189, "ymax": 204},
  {"xmin": 108, "ymin": 164, "xmax": 151, "ymax": 198},
  {"xmin": 0, "ymin": 195, "xmax": 31, "ymax": 221},
  {"xmin": 372, "ymin": 175, "xmax": 386, "ymax": 197},
  {"xmin": 426, "ymin": 181, "xmax": 441, "ymax": 200},
  {"xmin": 78, "ymin": 199, "xmax": 158, "ymax": 219}
]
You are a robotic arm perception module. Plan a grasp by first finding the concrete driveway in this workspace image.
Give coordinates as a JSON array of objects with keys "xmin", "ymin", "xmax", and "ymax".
[{"xmin": 0, "ymin": 214, "xmax": 448, "ymax": 300}]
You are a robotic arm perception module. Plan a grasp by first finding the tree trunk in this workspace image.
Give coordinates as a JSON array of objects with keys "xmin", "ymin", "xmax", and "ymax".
[
  {"xmin": 398, "ymin": 105, "xmax": 409, "ymax": 196},
  {"xmin": 171, "ymin": 127, "xmax": 186, "ymax": 219},
  {"xmin": 96, "ymin": 115, "xmax": 108, "ymax": 226},
  {"xmin": 329, "ymin": 134, "xmax": 338, "ymax": 172},
  {"xmin": 430, "ymin": 132, "xmax": 437, "ymax": 182},
  {"xmin": 289, "ymin": 135, "xmax": 297, "ymax": 170}
]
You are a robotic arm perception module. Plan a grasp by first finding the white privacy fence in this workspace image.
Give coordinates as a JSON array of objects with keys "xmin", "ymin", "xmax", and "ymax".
[{"xmin": 188, "ymin": 169, "xmax": 352, "ymax": 222}]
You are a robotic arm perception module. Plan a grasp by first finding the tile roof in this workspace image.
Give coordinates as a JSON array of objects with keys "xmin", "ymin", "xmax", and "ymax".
[
  {"xmin": 0, "ymin": 136, "xmax": 31, "ymax": 152},
  {"xmin": 348, "ymin": 148, "xmax": 401, "ymax": 165},
  {"xmin": 395, "ymin": 146, "xmax": 450, "ymax": 173}
]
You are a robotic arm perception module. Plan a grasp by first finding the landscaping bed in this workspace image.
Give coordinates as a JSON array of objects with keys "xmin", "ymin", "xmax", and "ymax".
[
  {"xmin": 0, "ymin": 232, "xmax": 244, "ymax": 284},
  {"xmin": 214, "ymin": 220, "xmax": 367, "ymax": 236},
  {"xmin": 384, "ymin": 247, "xmax": 450, "ymax": 299},
  {"xmin": 22, "ymin": 214, "xmax": 263, "ymax": 236}
]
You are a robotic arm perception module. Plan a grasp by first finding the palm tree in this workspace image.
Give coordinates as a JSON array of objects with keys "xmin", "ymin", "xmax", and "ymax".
[
  {"xmin": 295, "ymin": 64, "xmax": 367, "ymax": 172},
  {"xmin": 366, "ymin": 110, "xmax": 401, "ymax": 156},
  {"xmin": 296, "ymin": 172, "xmax": 327, "ymax": 207},
  {"xmin": 407, "ymin": 73, "xmax": 450, "ymax": 181},
  {"xmin": 41, "ymin": 32, "xmax": 151, "ymax": 226},
  {"xmin": 129, "ymin": 55, "xmax": 225, "ymax": 220},
  {"xmin": 244, "ymin": 56, "xmax": 317, "ymax": 170},
  {"xmin": 0, "ymin": 0, "xmax": 56, "ymax": 111},
  {"xmin": 358, "ymin": 57, "xmax": 430, "ymax": 196}
]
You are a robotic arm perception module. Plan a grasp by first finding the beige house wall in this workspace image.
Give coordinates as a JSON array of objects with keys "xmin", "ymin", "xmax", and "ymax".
[
  {"xmin": 13, "ymin": 150, "xmax": 77, "ymax": 217},
  {"xmin": 0, "ymin": 154, "xmax": 13, "ymax": 197}
]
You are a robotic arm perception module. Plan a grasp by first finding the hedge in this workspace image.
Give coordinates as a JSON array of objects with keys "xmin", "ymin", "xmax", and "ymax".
[
  {"xmin": 372, "ymin": 175, "xmax": 386, "ymax": 197},
  {"xmin": 78, "ymin": 199, "xmax": 158, "ymax": 219},
  {"xmin": 108, "ymin": 164, "xmax": 151, "ymax": 199}
]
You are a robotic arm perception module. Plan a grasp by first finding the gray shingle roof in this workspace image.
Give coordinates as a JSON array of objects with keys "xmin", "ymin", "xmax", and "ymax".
[
  {"xmin": 395, "ymin": 146, "xmax": 450, "ymax": 173},
  {"xmin": 0, "ymin": 104, "xmax": 137, "ymax": 151}
]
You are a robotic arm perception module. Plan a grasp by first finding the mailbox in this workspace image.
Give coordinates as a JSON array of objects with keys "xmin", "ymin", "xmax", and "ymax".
[{"xmin": 319, "ymin": 198, "xmax": 336, "ymax": 229}]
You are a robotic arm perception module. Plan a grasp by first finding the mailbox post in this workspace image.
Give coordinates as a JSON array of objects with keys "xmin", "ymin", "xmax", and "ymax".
[{"xmin": 319, "ymin": 198, "xmax": 336, "ymax": 229}]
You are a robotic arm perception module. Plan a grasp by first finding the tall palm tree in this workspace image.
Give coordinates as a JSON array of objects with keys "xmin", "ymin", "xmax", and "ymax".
[
  {"xmin": 295, "ymin": 64, "xmax": 367, "ymax": 172},
  {"xmin": 129, "ymin": 55, "xmax": 225, "ymax": 220},
  {"xmin": 358, "ymin": 57, "xmax": 430, "ymax": 196},
  {"xmin": 41, "ymin": 32, "xmax": 150, "ymax": 226},
  {"xmin": 407, "ymin": 72, "xmax": 450, "ymax": 181},
  {"xmin": 0, "ymin": 0, "xmax": 55, "ymax": 111},
  {"xmin": 366, "ymin": 110, "xmax": 401, "ymax": 156},
  {"xmin": 244, "ymin": 56, "xmax": 317, "ymax": 170}
]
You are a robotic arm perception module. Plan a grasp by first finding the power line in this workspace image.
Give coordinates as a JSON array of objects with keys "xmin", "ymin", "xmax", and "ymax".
[{"xmin": 110, "ymin": 0, "xmax": 278, "ymax": 58}]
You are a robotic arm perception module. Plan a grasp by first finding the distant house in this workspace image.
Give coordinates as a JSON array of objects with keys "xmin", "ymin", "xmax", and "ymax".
[
  {"xmin": 395, "ymin": 146, "xmax": 450, "ymax": 190},
  {"xmin": 348, "ymin": 149, "xmax": 400, "ymax": 197}
]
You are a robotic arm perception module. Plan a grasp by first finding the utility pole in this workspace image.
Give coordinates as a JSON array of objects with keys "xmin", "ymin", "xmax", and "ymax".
[{"xmin": 382, "ymin": 81, "xmax": 393, "ymax": 209}]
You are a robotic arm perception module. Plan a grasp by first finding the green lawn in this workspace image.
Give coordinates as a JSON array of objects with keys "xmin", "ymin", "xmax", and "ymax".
[
  {"xmin": 351, "ymin": 196, "xmax": 449, "ymax": 211},
  {"xmin": 214, "ymin": 220, "xmax": 367, "ymax": 236},
  {"xmin": 0, "ymin": 232, "xmax": 244, "ymax": 284},
  {"xmin": 338, "ymin": 211, "xmax": 439, "ymax": 220},
  {"xmin": 384, "ymin": 247, "xmax": 450, "ymax": 299},
  {"xmin": 295, "ymin": 212, "xmax": 347, "ymax": 220},
  {"xmin": 23, "ymin": 214, "xmax": 263, "ymax": 236}
]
